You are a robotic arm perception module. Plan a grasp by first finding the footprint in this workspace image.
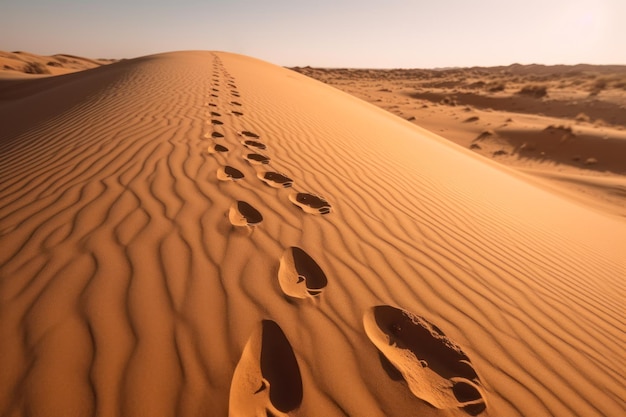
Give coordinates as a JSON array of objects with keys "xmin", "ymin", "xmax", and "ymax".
[
  {"xmin": 212, "ymin": 88, "xmax": 219, "ymax": 92},
  {"xmin": 363, "ymin": 306, "xmax": 486, "ymax": 415},
  {"xmin": 208, "ymin": 103, "xmax": 217, "ymax": 107},
  {"xmin": 232, "ymin": 111, "xmax": 244, "ymax": 116},
  {"xmin": 258, "ymin": 172, "xmax": 293, "ymax": 188},
  {"xmin": 239, "ymin": 130, "xmax": 260, "ymax": 138},
  {"xmin": 208, "ymin": 144, "xmax": 229, "ymax": 154},
  {"xmin": 231, "ymin": 101, "xmax": 242, "ymax": 106},
  {"xmin": 211, "ymin": 94, "xmax": 219, "ymax": 98},
  {"xmin": 229, "ymin": 320, "xmax": 303, "ymax": 416},
  {"xmin": 211, "ymin": 111, "xmax": 221, "ymax": 117},
  {"xmin": 228, "ymin": 83, "xmax": 237, "ymax": 88},
  {"xmin": 211, "ymin": 132, "xmax": 224, "ymax": 138},
  {"xmin": 228, "ymin": 201, "xmax": 263, "ymax": 227},
  {"xmin": 217, "ymin": 166, "xmax": 245, "ymax": 181},
  {"xmin": 289, "ymin": 193, "xmax": 331, "ymax": 215},
  {"xmin": 245, "ymin": 153, "xmax": 271, "ymax": 165},
  {"xmin": 244, "ymin": 140, "xmax": 266, "ymax": 150},
  {"xmin": 211, "ymin": 119, "xmax": 223, "ymax": 125},
  {"xmin": 278, "ymin": 247, "xmax": 327, "ymax": 299}
]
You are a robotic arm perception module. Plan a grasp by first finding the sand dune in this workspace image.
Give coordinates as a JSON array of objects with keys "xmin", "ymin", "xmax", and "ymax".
[
  {"xmin": 0, "ymin": 51, "xmax": 625, "ymax": 417},
  {"xmin": 293, "ymin": 65, "xmax": 626, "ymax": 218},
  {"xmin": 0, "ymin": 50, "xmax": 114, "ymax": 77}
]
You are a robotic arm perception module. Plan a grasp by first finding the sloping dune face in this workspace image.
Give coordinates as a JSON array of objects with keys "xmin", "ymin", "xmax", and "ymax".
[{"xmin": 0, "ymin": 51, "xmax": 624, "ymax": 417}]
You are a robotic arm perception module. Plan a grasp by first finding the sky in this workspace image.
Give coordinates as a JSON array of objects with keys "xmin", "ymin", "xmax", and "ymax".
[{"xmin": 1, "ymin": 0, "xmax": 625, "ymax": 68}]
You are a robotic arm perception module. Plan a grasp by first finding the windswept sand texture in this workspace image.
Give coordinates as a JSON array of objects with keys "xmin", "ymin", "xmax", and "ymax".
[
  {"xmin": 0, "ymin": 51, "xmax": 625, "ymax": 417},
  {"xmin": 292, "ymin": 65, "xmax": 626, "ymax": 218}
]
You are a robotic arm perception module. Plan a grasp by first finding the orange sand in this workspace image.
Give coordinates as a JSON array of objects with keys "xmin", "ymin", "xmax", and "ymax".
[
  {"xmin": 293, "ymin": 65, "xmax": 626, "ymax": 218},
  {"xmin": 0, "ymin": 51, "xmax": 624, "ymax": 417}
]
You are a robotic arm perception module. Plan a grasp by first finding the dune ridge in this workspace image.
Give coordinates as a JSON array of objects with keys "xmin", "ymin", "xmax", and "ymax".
[
  {"xmin": 0, "ymin": 51, "xmax": 624, "ymax": 417},
  {"xmin": 292, "ymin": 65, "xmax": 626, "ymax": 218}
]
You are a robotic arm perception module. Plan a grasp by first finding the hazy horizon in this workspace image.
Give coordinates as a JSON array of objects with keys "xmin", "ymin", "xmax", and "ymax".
[{"xmin": 1, "ymin": 0, "xmax": 625, "ymax": 68}]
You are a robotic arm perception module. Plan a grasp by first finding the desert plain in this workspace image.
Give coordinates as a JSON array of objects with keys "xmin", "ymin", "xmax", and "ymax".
[{"xmin": 0, "ymin": 50, "xmax": 624, "ymax": 417}]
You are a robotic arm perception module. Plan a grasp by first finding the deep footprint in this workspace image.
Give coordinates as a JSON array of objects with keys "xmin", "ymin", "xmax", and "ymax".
[
  {"xmin": 228, "ymin": 201, "xmax": 263, "ymax": 226},
  {"xmin": 258, "ymin": 172, "xmax": 293, "ymax": 188},
  {"xmin": 229, "ymin": 320, "xmax": 303, "ymax": 416},
  {"xmin": 363, "ymin": 306, "xmax": 486, "ymax": 415},
  {"xmin": 289, "ymin": 192, "xmax": 331, "ymax": 215},
  {"xmin": 278, "ymin": 247, "xmax": 328, "ymax": 299},
  {"xmin": 244, "ymin": 140, "xmax": 266, "ymax": 150},
  {"xmin": 211, "ymin": 132, "xmax": 224, "ymax": 138},
  {"xmin": 211, "ymin": 111, "xmax": 221, "ymax": 117},
  {"xmin": 208, "ymin": 144, "xmax": 229, "ymax": 154},
  {"xmin": 232, "ymin": 111, "xmax": 244, "ymax": 116},
  {"xmin": 231, "ymin": 101, "xmax": 242, "ymax": 106},
  {"xmin": 211, "ymin": 119, "xmax": 223, "ymax": 125},
  {"xmin": 240, "ymin": 130, "xmax": 260, "ymax": 138},
  {"xmin": 245, "ymin": 153, "xmax": 271, "ymax": 165},
  {"xmin": 217, "ymin": 166, "xmax": 245, "ymax": 181}
]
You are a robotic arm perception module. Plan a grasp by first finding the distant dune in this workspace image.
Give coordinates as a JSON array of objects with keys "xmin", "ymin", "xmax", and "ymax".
[
  {"xmin": 0, "ymin": 51, "xmax": 625, "ymax": 417},
  {"xmin": 0, "ymin": 50, "xmax": 115, "ymax": 77}
]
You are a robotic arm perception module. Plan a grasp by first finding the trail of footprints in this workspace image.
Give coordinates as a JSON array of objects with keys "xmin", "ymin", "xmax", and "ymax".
[
  {"xmin": 205, "ymin": 56, "xmax": 486, "ymax": 416},
  {"xmin": 206, "ymin": 58, "xmax": 332, "ymax": 220}
]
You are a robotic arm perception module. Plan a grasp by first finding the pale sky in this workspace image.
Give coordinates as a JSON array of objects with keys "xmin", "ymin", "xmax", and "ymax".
[{"xmin": 1, "ymin": 0, "xmax": 625, "ymax": 68}]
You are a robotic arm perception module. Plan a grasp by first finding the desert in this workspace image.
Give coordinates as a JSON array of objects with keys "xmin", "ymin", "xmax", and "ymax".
[
  {"xmin": 0, "ymin": 48, "xmax": 625, "ymax": 417},
  {"xmin": 291, "ymin": 64, "xmax": 626, "ymax": 217}
]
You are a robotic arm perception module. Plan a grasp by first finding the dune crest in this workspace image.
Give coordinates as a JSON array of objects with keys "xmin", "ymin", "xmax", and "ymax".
[{"xmin": 0, "ymin": 51, "xmax": 624, "ymax": 417}]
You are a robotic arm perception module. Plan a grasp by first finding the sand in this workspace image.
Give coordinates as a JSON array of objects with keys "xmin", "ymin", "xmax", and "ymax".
[
  {"xmin": 0, "ymin": 50, "xmax": 114, "ymax": 77},
  {"xmin": 292, "ymin": 65, "xmax": 626, "ymax": 218},
  {"xmin": 0, "ymin": 51, "xmax": 625, "ymax": 417}
]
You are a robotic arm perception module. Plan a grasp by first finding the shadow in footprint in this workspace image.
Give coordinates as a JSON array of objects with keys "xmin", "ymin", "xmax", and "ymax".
[
  {"xmin": 379, "ymin": 351, "xmax": 404, "ymax": 381},
  {"xmin": 232, "ymin": 101, "xmax": 242, "ymax": 106},
  {"xmin": 217, "ymin": 166, "xmax": 245, "ymax": 181},
  {"xmin": 211, "ymin": 119, "xmax": 223, "ymax": 125},
  {"xmin": 363, "ymin": 306, "xmax": 486, "ymax": 415},
  {"xmin": 260, "ymin": 321, "xmax": 303, "ymax": 412},
  {"xmin": 211, "ymin": 94, "xmax": 218, "ymax": 98},
  {"xmin": 208, "ymin": 103, "xmax": 217, "ymax": 107},
  {"xmin": 278, "ymin": 247, "xmax": 328, "ymax": 299},
  {"xmin": 229, "ymin": 320, "xmax": 303, "ymax": 417},
  {"xmin": 211, "ymin": 132, "xmax": 224, "ymax": 138},
  {"xmin": 244, "ymin": 140, "xmax": 266, "ymax": 150},
  {"xmin": 229, "ymin": 201, "xmax": 263, "ymax": 227},
  {"xmin": 232, "ymin": 111, "xmax": 244, "ymax": 116},
  {"xmin": 211, "ymin": 111, "xmax": 221, "ymax": 117},
  {"xmin": 258, "ymin": 172, "xmax": 293, "ymax": 188},
  {"xmin": 208, "ymin": 144, "xmax": 229, "ymax": 154},
  {"xmin": 240, "ymin": 130, "xmax": 260, "ymax": 138},
  {"xmin": 245, "ymin": 153, "xmax": 271, "ymax": 165},
  {"xmin": 289, "ymin": 193, "xmax": 331, "ymax": 215}
]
